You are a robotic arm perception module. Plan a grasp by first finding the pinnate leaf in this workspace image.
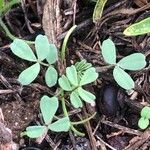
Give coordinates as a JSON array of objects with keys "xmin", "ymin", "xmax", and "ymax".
[
  {"xmin": 117, "ymin": 53, "xmax": 146, "ymax": 70},
  {"xmin": 113, "ymin": 66, "xmax": 134, "ymax": 90},
  {"xmin": 18, "ymin": 63, "xmax": 40, "ymax": 85},
  {"xmin": 40, "ymin": 96, "xmax": 58, "ymax": 125},
  {"xmin": 78, "ymin": 87, "xmax": 95, "ymax": 103},
  {"xmin": 80, "ymin": 67, "xmax": 98, "ymax": 86},
  {"xmin": 138, "ymin": 118, "xmax": 149, "ymax": 130},
  {"xmin": 48, "ymin": 117, "xmax": 70, "ymax": 132},
  {"xmin": 58, "ymin": 75, "xmax": 73, "ymax": 91},
  {"xmin": 70, "ymin": 90, "xmax": 83, "ymax": 108},
  {"xmin": 45, "ymin": 66, "xmax": 58, "ymax": 87},
  {"xmin": 66, "ymin": 65, "xmax": 78, "ymax": 86},
  {"xmin": 46, "ymin": 44, "xmax": 58, "ymax": 64},
  {"xmin": 25, "ymin": 126, "xmax": 46, "ymax": 138},
  {"xmin": 101, "ymin": 39, "xmax": 116, "ymax": 64},
  {"xmin": 10, "ymin": 39, "xmax": 37, "ymax": 61}
]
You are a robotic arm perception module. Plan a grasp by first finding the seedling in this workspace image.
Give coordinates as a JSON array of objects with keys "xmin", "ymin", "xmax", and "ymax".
[
  {"xmin": 138, "ymin": 106, "xmax": 150, "ymax": 129},
  {"xmin": 10, "ymin": 34, "xmax": 98, "ymax": 138},
  {"xmin": 22, "ymin": 95, "xmax": 70, "ymax": 138},
  {"xmin": 59, "ymin": 60, "xmax": 98, "ymax": 108},
  {"xmin": 10, "ymin": 34, "xmax": 58, "ymax": 87},
  {"xmin": 100, "ymin": 39, "xmax": 146, "ymax": 90},
  {"xmin": 124, "ymin": 17, "xmax": 150, "ymax": 36}
]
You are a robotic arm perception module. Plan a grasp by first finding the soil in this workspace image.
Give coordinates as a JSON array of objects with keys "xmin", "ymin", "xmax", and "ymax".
[{"xmin": 0, "ymin": 0, "xmax": 150, "ymax": 150}]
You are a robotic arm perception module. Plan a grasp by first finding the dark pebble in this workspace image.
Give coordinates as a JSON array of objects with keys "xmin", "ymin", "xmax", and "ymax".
[{"xmin": 98, "ymin": 85, "xmax": 120, "ymax": 117}]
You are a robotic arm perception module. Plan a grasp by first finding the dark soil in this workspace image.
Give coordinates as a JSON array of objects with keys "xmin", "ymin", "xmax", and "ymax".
[{"xmin": 0, "ymin": 0, "xmax": 150, "ymax": 150}]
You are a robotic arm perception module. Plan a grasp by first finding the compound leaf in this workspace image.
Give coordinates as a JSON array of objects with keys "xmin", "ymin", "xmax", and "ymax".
[
  {"xmin": 101, "ymin": 39, "xmax": 116, "ymax": 64},
  {"xmin": 124, "ymin": 17, "xmax": 150, "ymax": 36},
  {"xmin": 46, "ymin": 44, "xmax": 58, "ymax": 64},
  {"xmin": 66, "ymin": 65, "xmax": 78, "ymax": 86},
  {"xmin": 45, "ymin": 66, "xmax": 58, "ymax": 87},
  {"xmin": 58, "ymin": 75, "xmax": 73, "ymax": 91},
  {"xmin": 35, "ymin": 35, "xmax": 49, "ymax": 61},
  {"xmin": 141, "ymin": 106, "xmax": 150, "ymax": 119},
  {"xmin": 138, "ymin": 117, "xmax": 149, "ymax": 130},
  {"xmin": 113, "ymin": 66, "xmax": 134, "ymax": 90},
  {"xmin": 40, "ymin": 96, "xmax": 58, "ymax": 125},
  {"xmin": 10, "ymin": 39, "xmax": 37, "ymax": 61},
  {"xmin": 25, "ymin": 126, "xmax": 46, "ymax": 138},
  {"xmin": 48, "ymin": 117, "xmax": 70, "ymax": 132},
  {"xmin": 18, "ymin": 63, "xmax": 40, "ymax": 85},
  {"xmin": 80, "ymin": 67, "xmax": 98, "ymax": 86},
  {"xmin": 78, "ymin": 87, "xmax": 95, "ymax": 103},
  {"xmin": 70, "ymin": 90, "xmax": 83, "ymax": 108},
  {"xmin": 118, "ymin": 53, "xmax": 146, "ymax": 70}
]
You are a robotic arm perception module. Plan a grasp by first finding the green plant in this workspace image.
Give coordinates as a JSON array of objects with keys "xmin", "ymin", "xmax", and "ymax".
[
  {"xmin": 59, "ymin": 60, "xmax": 98, "ymax": 108},
  {"xmin": 93, "ymin": 0, "xmax": 108, "ymax": 22},
  {"xmin": 10, "ymin": 34, "xmax": 58, "ymax": 87},
  {"xmin": 0, "ymin": 0, "xmax": 33, "ymax": 44},
  {"xmin": 100, "ymin": 39, "xmax": 146, "ymax": 90},
  {"xmin": 123, "ymin": 17, "xmax": 150, "ymax": 36},
  {"xmin": 10, "ymin": 34, "xmax": 98, "ymax": 138},
  {"xmin": 22, "ymin": 96, "xmax": 70, "ymax": 138},
  {"xmin": 138, "ymin": 106, "xmax": 150, "ymax": 129}
]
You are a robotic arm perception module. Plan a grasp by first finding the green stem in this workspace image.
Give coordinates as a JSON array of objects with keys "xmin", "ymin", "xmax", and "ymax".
[
  {"xmin": 39, "ymin": 61, "xmax": 50, "ymax": 67},
  {"xmin": 0, "ymin": 17, "xmax": 34, "ymax": 44},
  {"xmin": 61, "ymin": 90, "xmax": 85, "ymax": 136},
  {"xmin": 61, "ymin": 25, "xmax": 77, "ymax": 61},
  {"xmin": 70, "ymin": 125, "xmax": 85, "ymax": 136},
  {"xmin": 71, "ymin": 112, "xmax": 96, "ymax": 125},
  {"xmin": 0, "ymin": 0, "xmax": 20, "ymax": 16}
]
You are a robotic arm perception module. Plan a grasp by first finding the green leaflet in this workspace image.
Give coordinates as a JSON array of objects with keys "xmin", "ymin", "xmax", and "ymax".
[
  {"xmin": 25, "ymin": 126, "xmax": 46, "ymax": 138},
  {"xmin": 58, "ymin": 75, "xmax": 73, "ymax": 91},
  {"xmin": 70, "ymin": 90, "xmax": 83, "ymax": 108},
  {"xmin": 10, "ymin": 39, "xmax": 37, "ymax": 61},
  {"xmin": 46, "ymin": 44, "xmax": 58, "ymax": 64},
  {"xmin": 18, "ymin": 63, "xmax": 40, "ymax": 85},
  {"xmin": 45, "ymin": 66, "xmax": 58, "ymax": 87},
  {"xmin": 141, "ymin": 106, "xmax": 150, "ymax": 119},
  {"xmin": 79, "ymin": 67, "xmax": 98, "ymax": 86},
  {"xmin": 101, "ymin": 39, "xmax": 116, "ymax": 64},
  {"xmin": 93, "ymin": 0, "xmax": 108, "ymax": 22},
  {"xmin": 138, "ymin": 118, "xmax": 149, "ymax": 130},
  {"xmin": 35, "ymin": 34, "xmax": 49, "ymax": 61},
  {"xmin": 124, "ymin": 17, "xmax": 150, "ymax": 36},
  {"xmin": 66, "ymin": 65, "xmax": 78, "ymax": 86},
  {"xmin": 118, "ymin": 53, "xmax": 146, "ymax": 70},
  {"xmin": 113, "ymin": 66, "xmax": 134, "ymax": 90},
  {"xmin": 40, "ymin": 96, "xmax": 58, "ymax": 125},
  {"xmin": 78, "ymin": 87, "xmax": 95, "ymax": 103},
  {"xmin": 48, "ymin": 117, "xmax": 70, "ymax": 132}
]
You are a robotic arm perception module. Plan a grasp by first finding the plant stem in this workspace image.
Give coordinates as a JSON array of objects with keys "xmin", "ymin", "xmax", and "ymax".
[
  {"xmin": 71, "ymin": 112, "xmax": 96, "ymax": 125},
  {"xmin": 39, "ymin": 61, "xmax": 50, "ymax": 67},
  {"xmin": 61, "ymin": 90, "xmax": 85, "ymax": 136},
  {"xmin": 96, "ymin": 64, "xmax": 115, "ymax": 72},
  {"xmin": 70, "ymin": 125, "xmax": 85, "ymax": 136},
  {"xmin": 0, "ymin": 17, "xmax": 34, "ymax": 44},
  {"xmin": 61, "ymin": 25, "xmax": 77, "ymax": 61},
  {"xmin": 0, "ymin": 0, "xmax": 20, "ymax": 15}
]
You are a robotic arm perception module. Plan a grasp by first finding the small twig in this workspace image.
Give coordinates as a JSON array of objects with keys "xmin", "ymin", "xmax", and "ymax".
[
  {"xmin": 95, "ymin": 135, "xmax": 117, "ymax": 150},
  {"xmin": 100, "ymin": 119, "xmax": 142, "ymax": 136}
]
